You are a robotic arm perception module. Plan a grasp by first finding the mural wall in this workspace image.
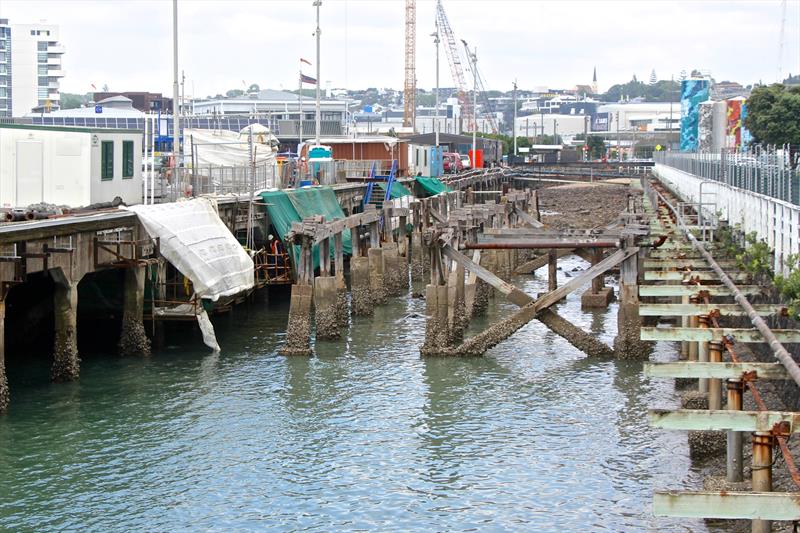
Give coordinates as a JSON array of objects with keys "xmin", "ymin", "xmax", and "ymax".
[{"xmin": 680, "ymin": 78, "xmax": 710, "ymax": 151}]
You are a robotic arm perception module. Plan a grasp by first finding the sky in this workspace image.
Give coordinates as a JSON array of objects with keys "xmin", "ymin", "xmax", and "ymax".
[{"xmin": 2, "ymin": 0, "xmax": 799, "ymax": 98}]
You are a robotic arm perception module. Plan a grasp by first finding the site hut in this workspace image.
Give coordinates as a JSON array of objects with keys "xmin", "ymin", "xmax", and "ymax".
[
  {"xmin": 298, "ymin": 136, "xmax": 409, "ymax": 182},
  {"xmin": 0, "ymin": 123, "xmax": 143, "ymax": 209},
  {"xmin": 405, "ymin": 133, "xmax": 504, "ymax": 169}
]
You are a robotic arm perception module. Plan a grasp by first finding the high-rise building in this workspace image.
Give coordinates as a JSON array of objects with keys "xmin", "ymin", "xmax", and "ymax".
[
  {"xmin": 8, "ymin": 21, "xmax": 65, "ymax": 116},
  {"xmin": 0, "ymin": 19, "xmax": 11, "ymax": 118}
]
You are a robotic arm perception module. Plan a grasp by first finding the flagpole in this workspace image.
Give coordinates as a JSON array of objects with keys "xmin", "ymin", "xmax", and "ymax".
[{"xmin": 298, "ymin": 68, "xmax": 303, "ymax": 151}]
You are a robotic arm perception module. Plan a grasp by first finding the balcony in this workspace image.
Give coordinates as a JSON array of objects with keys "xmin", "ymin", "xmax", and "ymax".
[
  {"xmin": 48, "ymin": 69, "xmax": 65, "ymax": 77},
  {"xmin": 47, "ymin": 56, "xmax": 61, "ymax": 65},
  {"xmin": 47, "ymin": 44, "xmax": 65, "ymax": 54}
]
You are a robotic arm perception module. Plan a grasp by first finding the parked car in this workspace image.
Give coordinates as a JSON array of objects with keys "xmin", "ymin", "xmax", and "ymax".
[
  {"xmin": 460, "ymin": 154, "xmax": 472, "ymax": 170},
  {"xmin": 443, "ymin": 152, "xmax": 463, "ymax": 173}
]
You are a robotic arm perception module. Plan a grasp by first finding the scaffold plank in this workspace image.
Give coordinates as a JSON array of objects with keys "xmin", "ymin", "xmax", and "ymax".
[
  {"xmin": 638, "ymin": 285, "xmax": 763, "ymax": 297},
  {"xmin": 642, "ymin": 271, "xmax": 749, "ymax": 282},
  {"xmin": 653, "ymin": 491, "xmax": 800, "ymax": 521},
  {"xmin": 644, "ymin": 361, "xmax": 790, "ymax": 380},
  {"xmin": 648, "ymin": 409, "xmax": 800, "ymax": 432},
  {"xmin": 639, "ymin": 303, "xmax": 784, "ymax": 316},
  {"xmin": 643, "ymin": 259, "xmax": 737, "ymax": 269},
  {"xmin": 641, "ymin": 326, "xmax": 800, "ymax": 343}
]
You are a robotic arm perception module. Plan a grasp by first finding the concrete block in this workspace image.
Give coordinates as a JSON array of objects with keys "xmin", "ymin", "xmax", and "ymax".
[{"xmin": 581, "ymin": 286, "xmax": 615, "ymax": 309}]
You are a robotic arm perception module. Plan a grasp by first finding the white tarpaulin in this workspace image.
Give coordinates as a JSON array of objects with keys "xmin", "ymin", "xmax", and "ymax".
[
  {"xmin": 185, "ymin": 127, "xmax": 278, "ymax": 167},
  {"xmin": 127, "ymin": 198, "xmax": 254, "ymax": 351}
]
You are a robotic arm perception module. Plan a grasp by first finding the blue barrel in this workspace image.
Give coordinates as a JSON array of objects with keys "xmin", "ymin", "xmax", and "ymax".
[{"xmin": 299, "ymin": 180, "xmax": 313, "ymax": 187}]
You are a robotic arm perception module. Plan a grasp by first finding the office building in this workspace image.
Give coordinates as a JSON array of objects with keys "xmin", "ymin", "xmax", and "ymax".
[{"xmin": 8, "ymin": 21, "xmax": 65, "ymax": 116}]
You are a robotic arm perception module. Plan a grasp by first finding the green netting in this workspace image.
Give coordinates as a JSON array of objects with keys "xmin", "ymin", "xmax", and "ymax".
[
  {"xmin": 376, "ymin": 181, "xmax": 413, "ymax": 199},
  {"xmin": 415, "ymin": 176, "xmax": 452, "ymax": 196},
  {"xmin": 287, "ymin": 186, "xmax": 352, "ymax": 256},
  {"xmin": 260, "ymin": 187, "xmax": 352, "ymax": 272}
]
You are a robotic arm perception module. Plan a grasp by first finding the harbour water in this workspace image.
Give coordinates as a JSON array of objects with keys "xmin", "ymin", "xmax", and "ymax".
[{"xmin": 0, "ymin": 257, "xmax": 709, "ymax": 531}]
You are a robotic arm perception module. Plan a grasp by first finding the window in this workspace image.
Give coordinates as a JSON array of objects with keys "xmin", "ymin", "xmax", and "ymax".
[
  {"xmin": 122, "ymin": 141, "xmax": 134, "ymax": 178},
  {"xmin": 37, "ymin": 52, "xmax": 47, "ymax": 63},
  {"xmin": 0, "ymin": 52, "xmax": 5, "ymax": 62},
  {"xmin": 101, "ymin": 141, "xmax": 114, "ymax": 180},
  {"xmin": 37, "ymin": 41, "xmax": 47, "ymax": 51},
  {"xmin": 38, "ymin": 65, "xmax": 47, "ymax": 75},
  {"xmin": 30, "ymin": 30, "xmax": 35, "ymax": 36},
  {"xmin": 38, "ymin": 76, "xmax": 48, "ymax": 86}
]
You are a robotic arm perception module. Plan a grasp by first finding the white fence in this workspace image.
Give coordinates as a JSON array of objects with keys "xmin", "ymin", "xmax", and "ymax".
[{"xmin": 655, "ymin": 163, "xmax": 800, "ymax": 274}]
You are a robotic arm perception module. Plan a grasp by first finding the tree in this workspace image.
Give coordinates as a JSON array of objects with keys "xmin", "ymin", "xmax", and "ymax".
[
  {"xmin": 585, "ymin": 135, "xmax": 606, "ymax": 159},
  {"xmin": 744, "ymin": 83, "xmax": 800, "ymax": 146},
  {"xmin": 60, "ymin": 92, "xmax": 91, "ymax": 110},
  {"xmin": 248, "ymin": 83, "xmax": 260, "ymax": 93},
  {"xmin": 649, "ymin": 69, "xmax": 657, "ymax": 85},
  {"xmin": 226, "ymin": 89, "xmax": 245, "ymax": 98}
]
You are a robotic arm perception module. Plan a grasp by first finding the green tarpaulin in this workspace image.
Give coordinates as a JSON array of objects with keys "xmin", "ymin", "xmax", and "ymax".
[
  {"xmin": 260, "ymin": 186, "xmax": 352, "ymax": 271},
  {"xmin": 415, "ymin": 176, "xmax": 451, "ymax": 196},
  {"xmin": 376, "ymin": 181, "xmax": 413, "ymax": 200}
]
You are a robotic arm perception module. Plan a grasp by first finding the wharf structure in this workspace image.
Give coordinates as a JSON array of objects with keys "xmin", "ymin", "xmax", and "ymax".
[{"xmin": 2, "ymin": 148, "xmax": 800, "ymax": 531}]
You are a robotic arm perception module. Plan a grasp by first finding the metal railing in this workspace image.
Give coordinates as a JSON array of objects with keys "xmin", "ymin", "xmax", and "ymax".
[
  {"xmin": 654, "ymin": 145, "xmax": 800, "ymax": 204},
  {"xmin": 145, "ymin": 161, "xmax": 281, "ymax": 203}
]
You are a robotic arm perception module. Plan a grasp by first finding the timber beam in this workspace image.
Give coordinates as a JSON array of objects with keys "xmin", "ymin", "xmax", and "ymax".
[
  {"xmin": 644, "ymin": 361, "xmax": 791, "ymax": 380},
  {"xmin": 639, "ymin": 303, "xmax": 786, "ymax": 317},
  {"xmin": 640, "ymin": 326, "xmax": 800, "ymax": 343},
  {"xmin": 648, "ymin": 408, "xmax": 800, "ymax": 433},
  {"xmin": 653, "ymin": 491, "xmax": 800, "ymax": 521}
]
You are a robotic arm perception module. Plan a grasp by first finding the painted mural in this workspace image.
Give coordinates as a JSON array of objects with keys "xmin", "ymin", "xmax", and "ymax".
[
  {"xmin": 726, "ymin": 98, "xmax": 745, "ymax": 149},
  {"xmin": 698, "ymin": 101, "xmax": 715, "ymax": 152},
  {"xmin": 680, "ymin": 78, "xmax": 710, "ymax": 151}
]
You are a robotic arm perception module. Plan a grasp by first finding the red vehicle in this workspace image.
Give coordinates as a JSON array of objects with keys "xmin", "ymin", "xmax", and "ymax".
[{"xmin": 443, "ymin": 152, "xmax": 464, "ymax": 173}]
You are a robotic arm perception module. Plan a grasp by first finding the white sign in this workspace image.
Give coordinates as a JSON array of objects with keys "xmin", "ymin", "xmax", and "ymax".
[{"xmin": 518, "ymin": 147, "xmax": 530, "ymax": 153}]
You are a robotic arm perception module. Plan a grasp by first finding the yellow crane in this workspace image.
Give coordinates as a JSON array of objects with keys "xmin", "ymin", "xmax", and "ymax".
[{"xmin": 403, "ymin": 0, "xmax": 416, "ymax": 129}]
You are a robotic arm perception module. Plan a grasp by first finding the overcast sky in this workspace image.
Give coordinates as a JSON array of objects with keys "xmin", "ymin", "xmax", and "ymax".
[{"xmin": 2, "ymin": 0, "xmax": 799, "ymax": 97}]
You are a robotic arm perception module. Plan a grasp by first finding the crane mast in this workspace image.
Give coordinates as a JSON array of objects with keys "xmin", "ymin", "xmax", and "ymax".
[
  {"xmin": 403, "ymin": 0, "xmax": 416, "ymax": 129},
  {"xmin": 435, "ymin": 0, "xmax": 474, "ymax": 132}
]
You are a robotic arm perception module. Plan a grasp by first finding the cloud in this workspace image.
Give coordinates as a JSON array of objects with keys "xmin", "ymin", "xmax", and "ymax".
[{"xmin": 1, "ymin": 0, "xmax": 797, "ymax": 96}]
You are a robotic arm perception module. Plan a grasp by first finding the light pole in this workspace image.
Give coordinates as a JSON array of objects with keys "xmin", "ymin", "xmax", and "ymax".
[
  {"xmin": 553, "ymin": 120, "xmax": 558, "ymax": 145},
  {"xmin": 512, "ymin": 80, "xmax": 517, "ymax": 159},
  {"xmin": 314, "ymin": 0, "xmax": 322, "ymax": 147},
  {"xmin": 172, "ymin": 0, "xmax": 180, "ymax": 188},
  {"xmin": 432, "ymin": 27, "xmax": 440, "ymax": 150},
  {"xmin": 469, "ymin": 46, "xmax": 477, "ymax": 167}
]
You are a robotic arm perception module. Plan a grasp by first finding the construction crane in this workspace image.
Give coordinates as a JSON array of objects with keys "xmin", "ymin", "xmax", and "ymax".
[
  {"xmin": 403, "ymin": 0, "xmax": 416, "ymax": 129},
  {"xmin": 435, "ymin": 0, "xmax": 474, "ymax": 131},
  {"xmin": 462, "ymin": 40, "xmax": 499, "ymax": 134}
]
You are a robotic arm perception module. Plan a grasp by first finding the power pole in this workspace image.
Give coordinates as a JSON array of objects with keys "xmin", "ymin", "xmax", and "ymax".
[
  {"xmin": 512, "ymin": 80, "xmax": 518, "ymax": 158},
  {"xmin": 314, "ymin": 0, "xmax": 322, "ymax": 147}
]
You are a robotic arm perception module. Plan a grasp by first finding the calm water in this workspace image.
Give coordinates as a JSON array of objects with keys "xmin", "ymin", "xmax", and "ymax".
[{"xmin": 0, "ymin": 257, "xmax": 709, "ymax": 532}]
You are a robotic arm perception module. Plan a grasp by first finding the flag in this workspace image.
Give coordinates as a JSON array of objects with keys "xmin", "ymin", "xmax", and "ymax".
[
  {"xmin": 91, "ymin": 83, "xmax": 97, "ymax": 90},
  {"xmin": 300, "ymin": 58, "xmax": 312, "ymax": 66},
  {"xmin": 300, "ymin": 73, "xmax": 317, "ymax": 85}
]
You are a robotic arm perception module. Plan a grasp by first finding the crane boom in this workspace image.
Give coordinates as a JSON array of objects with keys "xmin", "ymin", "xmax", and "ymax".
[
  {"xmin": 435, "ymin": 0, "xmax": 474, "ymax": 131},
  {"xmin": 403, "ymin": 0, "xmax": 416, "ymax": 129}
]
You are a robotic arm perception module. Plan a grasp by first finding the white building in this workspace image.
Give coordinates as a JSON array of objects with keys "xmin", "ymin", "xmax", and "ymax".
[
  {"xmin": 0, "ymin": 123, "xmax": 143, "ymax": 208},
  {"xmin": 597, "ymin": 102, "xmax": 679, "ymax": 133},
  {"xmin": 0, "ymin": 19, "xmax": 10, "ymax": 117},
  {"xmin": 8, "ymin": 21, "xmax": 65, "ymax": 116}
]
